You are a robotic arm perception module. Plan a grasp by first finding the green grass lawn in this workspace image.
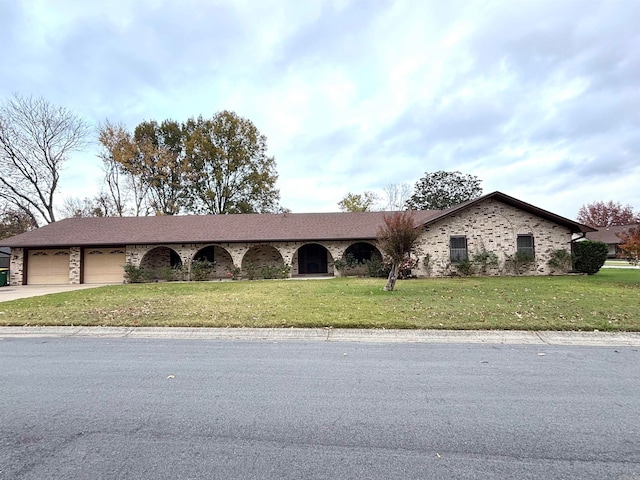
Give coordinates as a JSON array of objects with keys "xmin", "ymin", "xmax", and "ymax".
[{"xmin": 1, "ymin": 269, "xmax": 638, "ymax": 331}]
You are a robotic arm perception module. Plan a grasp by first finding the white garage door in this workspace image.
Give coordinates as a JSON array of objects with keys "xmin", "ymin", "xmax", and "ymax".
[
  {"xmin": 83, "ymin": 248, "xmax": 126, "ymax": 284},
  {"xmin": 27, "ymin": 249, "xmax": 70, "ymax": 285}
]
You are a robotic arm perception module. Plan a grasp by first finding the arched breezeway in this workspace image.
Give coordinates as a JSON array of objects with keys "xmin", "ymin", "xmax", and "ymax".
[
  {"xmin": 241, "ymin": 244, "xmax": 287, "ymax": 279},
  {"xmin": 192, "ymin": 245, "xmax": 235, "ymax": 279},
  {"xmin": 294, "ymin": 243, "xmax": 332, "ymax": 276},
  {"xmin": 139, "ymin": 246, "xmax": 183, "ymax": 280},
  {"xmin": 340, "ymin": 242, "xmax": 383, "ymax": 276},
  {"xmin": 140, "ymin": 246, "xmax": 182, "ymax": 269},
  {"xmin": 345, "ymin": 242, "xmax": 382, "ymax": 263}
]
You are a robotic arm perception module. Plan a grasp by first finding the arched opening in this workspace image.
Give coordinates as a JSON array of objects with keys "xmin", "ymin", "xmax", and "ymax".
[
  {"xmin": 341, "ymin": 242, "xmax": 383, "ymax": 276},
  {"xmin": 140, "ymin": 246, "xmax": 182, "ymax": 281},
  {"xmin": 242, "ymin": 244, "xmax": 287, "ymax": 279},
  {"xmin": 345, "ymin": 242, "xmax": 382, "ymax": 263},
  {"xmin": 297, "ymin": 243, "xmax": 329, "ymax": 275},
  {"xmin": 192, "ymin": 245, "xmax": 235, "ymax": 280},
  {"xmin": 194, "ymin": 245, "xmax": 215, "ymax": 263}
]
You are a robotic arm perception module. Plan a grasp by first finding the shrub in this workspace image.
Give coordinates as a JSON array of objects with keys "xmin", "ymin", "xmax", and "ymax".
[
  {"xmin": 345, "ymin": 252, "xmax": 358, "ymax": 268},
  {"xmin": 244, "ymin": 262, "xmax": 258, "ymax": 280},
  {"xmin": 547, "ymin": 248, "xmax": 572, "ymax": 274},
  {"xmin": 123, "ymin": 263, "xmax": 146, "ymax": 283},
  {"xmin": 505, "ymin": 251, "xmax": 535, "ymax": 275},
  {"xmin": 333, "ymin": 259, "xmax": 348, "ymax": 273},
  {"xmin": 191, "ymin": 260, "xmax": 215, "ymax": 281},
  {"xmin": 364, "ymin": 257, "xmax": 387, "ymax": 277},
  {"xmin": 573, "ymin": 241, "xmax": 608, "ymax": 275},
  {"xmin": 280, "ymin": 263, "xmax": 292, "ymax": 279},
  {"xmin": 335, "ymin": 253, "xmax": 358, "ymax": 275},
  {"xmin": 472, "ymin": 249, "xmax": 499, "ymax": 275},
  {"xmin": 226, "ymin": 266, "xmax": 241, "ymax": 280},
  {"xmin": 422, "ymin": 254, "xmax": 432, "ymax": 276},
  {"xmin": 386, "ymin": 256, "xmax": 418, "ymax": 279},
  {"xmin": 260, "ymin": 264, "xmax": 280, "ymax": 279},
  {"xmin": 455, "ymin": 258, "xmax": 475, "ymax": 276},
  {"xmin": 156, "ymin": 265, "xmax": 183, "ymax": 282}
]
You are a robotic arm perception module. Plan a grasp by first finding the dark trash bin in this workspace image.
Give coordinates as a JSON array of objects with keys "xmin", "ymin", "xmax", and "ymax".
[{"xmin": 0, "ymin": 269, "xmax": 8, "ymax": 286}]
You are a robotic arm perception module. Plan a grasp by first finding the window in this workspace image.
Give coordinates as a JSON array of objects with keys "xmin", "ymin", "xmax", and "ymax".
[
  {"xmin": 450, "ymin": 236, "xmax": 468, "ymax": 262},
  {"xmin": 517, "ymin": 235, "xmax": 535, "ymax": 258}
]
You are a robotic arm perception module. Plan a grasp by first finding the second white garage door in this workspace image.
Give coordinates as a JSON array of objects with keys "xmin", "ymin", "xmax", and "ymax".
[{"xmin": 83, "ymin": 248, "xmax": 126, "ymax": 284}]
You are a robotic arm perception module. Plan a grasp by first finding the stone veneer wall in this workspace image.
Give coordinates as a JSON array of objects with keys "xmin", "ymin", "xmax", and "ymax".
[
  {"xmin": 413, "ymin": 199, "xmax": 573, "ymax": 277},
  {"xmin": 69, "ymin": 247, "xmax": 81, "ymax": 284},
  {"xmin": 9, "ymin": 248, "xmax": 24, "ymax": 286}
]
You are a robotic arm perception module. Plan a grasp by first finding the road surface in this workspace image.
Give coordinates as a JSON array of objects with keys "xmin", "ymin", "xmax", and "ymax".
[{"xmin": 1, "ymin": 337, "xmax": 639, "ymax": 479}]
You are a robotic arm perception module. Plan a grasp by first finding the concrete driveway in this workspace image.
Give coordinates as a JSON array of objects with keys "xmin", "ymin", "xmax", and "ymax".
[{"xmin": 0, "ymin": 284, "xmax": 106, "ymax": 302}]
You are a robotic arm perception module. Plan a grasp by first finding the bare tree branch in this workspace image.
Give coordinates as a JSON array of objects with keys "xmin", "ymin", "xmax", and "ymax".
[{"xmin": 0, "ymin": 94, "xmax": 89, "ymax": 224}]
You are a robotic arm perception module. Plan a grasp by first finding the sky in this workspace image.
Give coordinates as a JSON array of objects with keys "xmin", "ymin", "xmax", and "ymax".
[{"xmin": 1, "ymin": 0, "xmax": 639, "ymax": 220}]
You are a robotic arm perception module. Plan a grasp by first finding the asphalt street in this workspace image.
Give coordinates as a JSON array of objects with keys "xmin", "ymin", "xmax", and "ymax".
[{"xmin": 1, "ymin": 337, "xmax": 639, "ymax": 479}]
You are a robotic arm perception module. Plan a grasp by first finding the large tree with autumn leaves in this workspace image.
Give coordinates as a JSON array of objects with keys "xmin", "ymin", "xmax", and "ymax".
[
  {"xmin": 97, "ymin": 111, "xmax": 282, "ymax": 216},
  {"xmin": 577, "ymin": 200, "xmax": 639, "ymax": 227}
]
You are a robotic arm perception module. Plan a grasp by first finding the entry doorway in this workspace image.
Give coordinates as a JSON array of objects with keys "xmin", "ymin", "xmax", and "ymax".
[{"xmin": 298, "ymin": 244, "xmax": 328, "ymax": 274}]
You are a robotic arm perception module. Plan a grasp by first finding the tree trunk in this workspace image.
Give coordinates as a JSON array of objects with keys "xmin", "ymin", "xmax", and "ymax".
[{"xmin": 384, "ymin": 261, "xmax": 398, "ymax": 291}]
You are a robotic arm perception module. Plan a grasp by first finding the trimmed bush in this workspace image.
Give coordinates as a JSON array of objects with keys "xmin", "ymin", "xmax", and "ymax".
[
  {"xmin": 364, "ymin": 257, "xmax": 387, "ymax": 277},
  {"xmin": 505, "ymin": 251, "xmax": 535, "ymax": 275},
  {"xmin": 472, "ymin": 249, "xmax": 499, "ymax": 275},
  {"xmin": 123, "ymin": 263, "xmax": 148, "ymax": 283},
  {"xmin": 547, "ymin": 248, "xmax": 572, "ymax": 274},
  {"xmin": 260, "ymin": 264, "xmax": 280, "ymax": 279},
  {"xmin": 455, "ymin": 258, "xmax": 475, "ymax": 276},
  {"xmin": 280, "ymin": 263, "xmax": 292, "ymax": 279},
  {"xmin": 573, "ymin": 241, "xmax": 608, "ymax": 275},
  {"xmin": 158, "ymin": 265, "xmax": 184, "ymax": 282},
  {"xmin": 191, "ymin": 260, "xmax": 214, "ymax": 281}
]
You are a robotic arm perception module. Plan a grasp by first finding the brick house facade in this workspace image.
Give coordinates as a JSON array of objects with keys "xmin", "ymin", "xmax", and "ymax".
[{"xmin": 0, "ymin": 192, "xmax": 594, "ymax": 285}]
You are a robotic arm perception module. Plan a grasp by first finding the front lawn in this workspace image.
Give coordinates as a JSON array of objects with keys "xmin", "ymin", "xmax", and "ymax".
[{"xmin": 0, "ymin": 269, "xmax": 638, "ymax": 331}]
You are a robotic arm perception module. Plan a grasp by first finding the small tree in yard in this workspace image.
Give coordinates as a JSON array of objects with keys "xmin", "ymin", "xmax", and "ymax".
[
  {"xmin": 377, "ymin": 211, "xmax": 421, "ymax": 291},
  {"xmin": 573, "ymin": 241, "xmax": 608, "ymax": 275},
  {"xmin": 618, "ymin": 227, "xmax": 640, "ymax": 265}
]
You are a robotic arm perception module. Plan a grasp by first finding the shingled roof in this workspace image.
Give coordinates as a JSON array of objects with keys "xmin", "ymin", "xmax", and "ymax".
[
  {"xmin": 0, "ymin": 191, "xmax": 594, "ymax": 248},
  {"xmin": 0, "ymin": 210, "xmax": 441, "ymax": 248},
  {"xmin": 585, "ymin": 224, "xmax": 639, "ymax": 244}
]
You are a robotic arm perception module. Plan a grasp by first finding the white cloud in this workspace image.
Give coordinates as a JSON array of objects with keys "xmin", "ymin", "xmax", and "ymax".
[{"xmin": 1, "ymin": 0, "xmax": 638, "ymax": 219}]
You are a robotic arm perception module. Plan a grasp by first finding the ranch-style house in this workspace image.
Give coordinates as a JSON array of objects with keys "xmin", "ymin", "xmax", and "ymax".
[{"xmin": 0, "ymin": 191, "xmax": 595, "ymax": 286}]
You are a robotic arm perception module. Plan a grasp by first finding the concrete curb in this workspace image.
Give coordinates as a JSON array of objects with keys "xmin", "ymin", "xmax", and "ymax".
[{"xmin": 1, "ymin": 326, "xmax": 639, "ymax": 346}]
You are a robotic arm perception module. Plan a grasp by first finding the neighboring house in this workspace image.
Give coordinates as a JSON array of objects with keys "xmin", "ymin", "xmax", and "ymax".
[
  {"xmin": 584, "ymin": 224, "xmax": 640, "ymax": 258},
  {"xmin": 0, "ymin": 191, "xmax": 594, "ymax": 286}
]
